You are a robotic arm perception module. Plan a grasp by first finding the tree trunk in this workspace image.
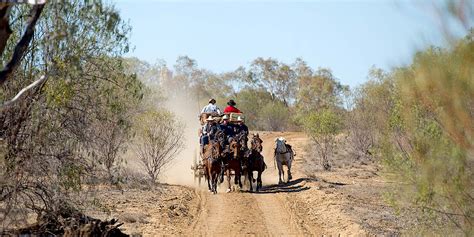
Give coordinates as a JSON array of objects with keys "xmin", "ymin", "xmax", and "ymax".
[{"xmin": 0, "ymin": 4, "xmax": 45, "ymax": 85}]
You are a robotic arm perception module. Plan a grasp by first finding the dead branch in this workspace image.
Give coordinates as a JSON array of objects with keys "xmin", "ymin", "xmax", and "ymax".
[{"xmin": 1, "ymin": 75, "xmax": 47, "ymax": 107}]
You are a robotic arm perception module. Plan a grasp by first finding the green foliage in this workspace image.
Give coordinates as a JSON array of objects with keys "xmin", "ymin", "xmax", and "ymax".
[
  {"xmin": 247, "ymin": 57, "xmax": 297, "ymax": 105},
  {"xmin": 351, "ymin": 32, "xmax": 474, "ymax": 234},
  {"xmin": 0, "ymin": 0, "xmax": 142, "ymax": 221},
  {"xmin": 303, "ymin": 109, "xmax": 342, "ymax": 138},
  {"xmin": 259, "ymin": 100, "xmax": 291, "ymax": 131},
  {"xmin": 295, "ymin": 68, "xmax": 347, "ymax": 128},
  {"xmin": 302, "ymin": 109, "xmax": 342, "ymax": 170}
]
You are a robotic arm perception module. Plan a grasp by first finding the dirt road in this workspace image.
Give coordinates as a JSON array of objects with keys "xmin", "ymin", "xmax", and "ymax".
[
  {"xmin": 91, "ymin": 131, "xmax": 413, "ymax": 236},
  {"xmin": 191, "ymin": 132, "xmax": 313, "ymax": 235}
]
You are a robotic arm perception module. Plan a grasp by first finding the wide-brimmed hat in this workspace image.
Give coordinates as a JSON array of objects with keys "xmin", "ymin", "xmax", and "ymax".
[
  {"xmin": 208, "ymin": 98, "xmax": 216, "ymax": 103},
  {"xmin": 227, "ymin": 99, "xmax": 236, "ymax": 106},
  {"xmin": 222, "ymin": 115, "xmax": 229, "ymax": 120}
]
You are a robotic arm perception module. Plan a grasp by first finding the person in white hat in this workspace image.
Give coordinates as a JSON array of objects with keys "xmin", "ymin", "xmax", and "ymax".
[
  {"xmin": 218, "ymin": 114, "xmax": 235, "ymax": 145},
  {"xmin": 234, "ymin": 116, "xmax": 249, "ymax": 148},
  {"xmin": 200, "ymin": 116, "xmax": 218, "ymax": 154},
  {"xmin": 201, "ymin": 98, "xmax": 221, "ymax": 115}
]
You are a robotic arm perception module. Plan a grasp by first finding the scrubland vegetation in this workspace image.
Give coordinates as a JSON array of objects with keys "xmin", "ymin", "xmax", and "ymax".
[{"xmin": 0, "ymin": 0, "xmax": 472, "ymax": 235}]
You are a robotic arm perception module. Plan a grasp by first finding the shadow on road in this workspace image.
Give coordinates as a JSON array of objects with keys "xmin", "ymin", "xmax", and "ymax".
[{"xmin": 242, "ymin": 178, "xmax": 312, "ymax": 194}]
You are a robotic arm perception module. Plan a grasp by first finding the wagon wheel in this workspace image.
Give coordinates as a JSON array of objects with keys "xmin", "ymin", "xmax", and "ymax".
[{"xmin": 192, "ymin": 149, "xmax": 198, "ymax": 185}]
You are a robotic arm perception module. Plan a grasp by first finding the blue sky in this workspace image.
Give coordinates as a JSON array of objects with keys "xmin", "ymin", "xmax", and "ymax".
[{"xmin": 114, "ymin": 0, "xmax": 448, "ymax": 88}]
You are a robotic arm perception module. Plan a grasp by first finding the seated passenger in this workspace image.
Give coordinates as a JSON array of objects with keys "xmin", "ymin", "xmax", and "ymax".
[
  {"xmin": 201, "ymin": 98, "xmax": 221, "ymax": 115},
  {"xmin": 218, "ymin": 115, "xmax": 235, "ymax": 146},
  {"xmin": 223, "ymin": 99, "xmax": 241, "ymax": 114},
  {"xmin": 200, "ymin": 116, "xmax": 218, "ymax": 154}
]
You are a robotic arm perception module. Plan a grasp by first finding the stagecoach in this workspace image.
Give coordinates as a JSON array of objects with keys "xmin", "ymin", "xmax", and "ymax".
[{"xmin": 191, "ymin": 112, "xmax": 245, "ymax": 186}]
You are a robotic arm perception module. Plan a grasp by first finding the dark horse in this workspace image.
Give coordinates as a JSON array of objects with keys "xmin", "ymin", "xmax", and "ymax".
[
  {"xmin": 246, "ymin": 133, "xmax": 266, "ymax": 192},
  {"xmin": 222, "ymin": 134, "xmax": 244, "ymax": 192},
  {"xmin": 203, "ymin": 141, "xmax": 222, "ymax": 194},
  {"xmin": 250, "ymin": 133, "xmax": 263, "ymax": 152}
]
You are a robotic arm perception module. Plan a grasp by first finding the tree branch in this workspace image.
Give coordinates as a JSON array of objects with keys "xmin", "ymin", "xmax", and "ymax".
[
  {"xmin": 1, "ymin": 75, "xmax": 47, "ymax": 107},
  {"xmin": 0, "ymin": 3, "xmax": 45, "ymax": 85},
  {"xmin": 0, "ymin": 4, "xmax": 12, "ymax": 57}
]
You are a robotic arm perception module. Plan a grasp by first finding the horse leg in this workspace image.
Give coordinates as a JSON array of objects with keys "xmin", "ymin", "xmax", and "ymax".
[
  {"xmin": 212, "ymin": 171, "xmax": 218, "ymax": 194},
  {"xmin": 248, "ymin": 170, "xmax": 253, "ymax": 192},
  {"xmin": 242, "ymin": 168, "xmax": 248, "ymax": 187},
  {"xmin": 257, "ymin": 171, "xmax": 262, "ymax": 192},
  {"xmin": 277, "ymin": 160, "xmax": 284, "ymax": 185},
  {"xmin": 234, "ymin": 166, "xmax": 239, "ymax": 185},
  {"xmin": 237, "ymin": 166, "xmax": 242, "ymax": 189},
  {"xmin": 226, "ymin": 169, "xmax": 231, "ymax": 193},
  {"xmin": 219, "ymin": 160, "xmax": 225, "ymax": 183},
  {"xmin": 249, "ymin": 166, "xmax": 255, "ymax": 183},
  {"xmin": 287, "ymin": 155, "xmax": 293, "ymax": 182},
  {"xmin": 206, "ymin": 165, "xmax": 212, "ymax": 192}
]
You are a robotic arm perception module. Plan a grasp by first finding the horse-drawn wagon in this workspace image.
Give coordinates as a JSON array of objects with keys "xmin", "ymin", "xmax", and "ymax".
[
  {"xmin": 191, "ymin": 149, "xmax": 205, "ymax": 185},
  {"xmin": 191, "ymin": 111, "xmax": 267, "ymax": 193},
  {"xmin": 191, "ymin": 112, "xmax": 245, "ymax": 186}
]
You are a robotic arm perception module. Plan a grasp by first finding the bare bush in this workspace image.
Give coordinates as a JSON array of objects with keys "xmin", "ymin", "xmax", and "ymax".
[
  {"xmin": 345, "ymin": 91, "xmax": 376, "ymax": 160},
  {"xmin": 133, "ymin": 111, "xmax": 185, "ymax": 184}
]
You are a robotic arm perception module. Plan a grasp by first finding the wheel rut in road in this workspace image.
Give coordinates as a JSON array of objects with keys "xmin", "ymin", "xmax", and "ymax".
[{"xmin": 192, "ymin": 132, "xmax": 306, "ymax": 236}]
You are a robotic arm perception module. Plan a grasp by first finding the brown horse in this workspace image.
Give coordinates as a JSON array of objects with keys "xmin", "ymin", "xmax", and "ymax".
[
  {"xmin": 223, "ymin": 135, "xmax": 243, "ymax": 192},
  {"xmin": 203, "ymin": 141, "xmax": 222, "ymax": 194},
  {"xmin": 247, "ymin": 134, "xmax": 266, "ymax": 192},
  {"xmin": 250, "ymin": 133, "xmax": 263, "ymax": 152}
]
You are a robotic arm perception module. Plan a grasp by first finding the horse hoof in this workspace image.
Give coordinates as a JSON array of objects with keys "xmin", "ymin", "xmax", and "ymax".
[{"xmin": 226, "ymin": 188, "xmax": 231, "ymax": 193}]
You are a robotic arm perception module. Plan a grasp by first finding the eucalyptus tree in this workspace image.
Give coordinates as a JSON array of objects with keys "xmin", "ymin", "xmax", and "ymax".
[{"xmin": 0, "ymin": 1, "xmax": 141, "ymax": 224}]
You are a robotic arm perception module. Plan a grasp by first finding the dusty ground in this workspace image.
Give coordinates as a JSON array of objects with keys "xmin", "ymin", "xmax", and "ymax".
[
  {"xmin": 86, "ymin": 131, "xmax": 438, "ymax": 236},
  {"xmin": 86, "ymin": 185, "xmax": 199, "ymax": 236}
]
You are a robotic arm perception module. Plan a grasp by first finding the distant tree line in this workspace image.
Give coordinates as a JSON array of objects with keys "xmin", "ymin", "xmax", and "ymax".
[{"xmin": 125, "ymin": 56, "xmax": 347, "ymax": 132}]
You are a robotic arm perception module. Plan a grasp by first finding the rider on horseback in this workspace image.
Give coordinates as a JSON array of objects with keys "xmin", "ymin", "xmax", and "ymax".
[
  {"xmin": 200, "ymin": 116, "xmax": 218, "ymax": 155},
  {"xmin": 234, "ymin": 116, "xmax": 249, "ymax": 149},
  {"xmin": 274, "ymin": 137, "xmax": 295, "ymax": 157},
  {"xmin": 218, "ymin": 115, "xmax": 235, "ymax": 151}
]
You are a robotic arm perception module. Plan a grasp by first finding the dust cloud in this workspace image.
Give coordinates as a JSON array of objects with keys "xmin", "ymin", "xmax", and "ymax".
[{"xmin": 160, "ymin": 93, "xmax": 202, "ymax": 186}]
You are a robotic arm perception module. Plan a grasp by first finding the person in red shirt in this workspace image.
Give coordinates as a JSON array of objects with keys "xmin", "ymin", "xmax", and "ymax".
[{"xmin": 223, "ymin": 99, "xmax": 242, "ymax": 113}]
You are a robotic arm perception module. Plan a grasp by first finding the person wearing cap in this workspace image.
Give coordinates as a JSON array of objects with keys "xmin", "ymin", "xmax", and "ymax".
[
  {"xmin": 200, "ymin": 116, "xmax": 218, "ymax": 154},
  {"xmin": 201, "ymin": 98, "xmax": 221, "ymax": 115},
  {"xmin": 223, "ymin": 99, "xmax": 241, "ymax": 114}
]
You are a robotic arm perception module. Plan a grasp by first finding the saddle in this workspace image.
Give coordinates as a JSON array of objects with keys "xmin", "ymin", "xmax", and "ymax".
[{"xmin": 275, "ymin": 144, "xmax": 292, "ymax": 153}]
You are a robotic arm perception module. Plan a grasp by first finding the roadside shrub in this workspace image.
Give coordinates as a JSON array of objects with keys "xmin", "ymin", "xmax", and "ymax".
[
  {"xmin": 302, "ymin": 109, "xmax": 343, "ymax": 170},
  {"xmin": 133, "ymin": 111, "xmax": 185, "ymax": 184}
]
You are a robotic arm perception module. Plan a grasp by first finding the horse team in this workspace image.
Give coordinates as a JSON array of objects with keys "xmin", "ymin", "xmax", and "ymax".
[{"xmin": 201, "ymin": 130, "xmax": 294, "ymax": 194}]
